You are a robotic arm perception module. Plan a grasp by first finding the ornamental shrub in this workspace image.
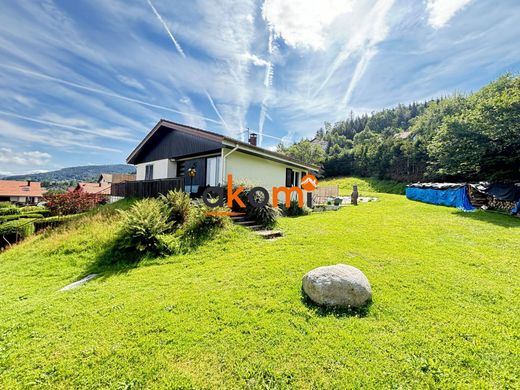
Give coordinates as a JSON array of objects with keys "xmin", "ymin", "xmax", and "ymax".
[
  {"xmin": 0, "ymin": 206, "xmax": 20, "ymax": 216},
  {"xmin": 117, "ymin": 198, "xmax": 173, "ymax": 255},
  {"xmin": 0, "ymin": 219, "xmax": 35, "ymax": 248},
  {"xmin": 160, "ymin": 190, "xmax": 191, "ymax": 226},
  {"xmin": 278, "ymin": 200, "xmax": 312, "ymax": 217},
  {"xmin": 44, "ymin": 192, "xmax": 105, "ymax": 216},
  {"xmin": 19, "ymin": 206, "xmax": 50, "ymax": 216}
]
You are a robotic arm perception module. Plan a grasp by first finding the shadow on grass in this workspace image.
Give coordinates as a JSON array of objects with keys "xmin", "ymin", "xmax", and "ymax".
[
  {"xmin": 300, "ymin": 288, "xmax": 372, "ymax": 318},
  {"xmin": 79, "ymin": 224, "xmax": 227, "ymax": 281},
  {"xmin": 454, "ymin": 210, "xmax": 520, "ymax": 228}
]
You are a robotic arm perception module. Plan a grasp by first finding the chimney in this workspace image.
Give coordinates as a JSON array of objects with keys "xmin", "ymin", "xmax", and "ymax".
[
  {"xmin": 248, "ymin": 133, "xmax": 257, "ymax": 146},
  {"xmin": 27, "ymin": 180, "xmax": 31, "ymax": 186}
]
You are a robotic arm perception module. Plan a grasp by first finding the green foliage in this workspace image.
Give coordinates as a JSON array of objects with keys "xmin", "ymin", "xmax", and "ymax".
[
  {"xmin": 117, "ymin": 198, "xmax": 172, "ymax": 255},
  {"xmin": 33, "ymin": 213, "xmax": 85, "ymax": 231},
  {"xmin": 428, "ymin": 74, "xmax": 520, "ymax": 180},
  {"xmin": 0, "ymin": 206, "xmax": 20, "ymax": 216},
  {"xmin": 160, "ymin": 189, "xmax": 191, "ymax": 226},
  {"xmin": 19, "ymin": 206, "xmax": 50, "ymax": 216},
  {"xmin": 277, "ymin": 139, "xmax": 326, "ymax": 166},
  {"xmin": 0, "ymin": 219, "xmax": 35, "ymax": 246},
  {"xmin": 278, "ymin": 200, "xmax": 312, "ymax": 217},
  {"xmin": 0, "ymin": 201, "xmax": 12, "ymax": 208},
  {"xmin": 315, "ymin": 74, "xmax": 519, "ymax": 182},
  {"xmin": 246, "ymin": 201, "xmax": 279, "ymax": 228}
]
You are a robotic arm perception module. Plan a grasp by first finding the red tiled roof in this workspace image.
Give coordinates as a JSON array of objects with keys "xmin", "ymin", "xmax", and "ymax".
[
  {"xmin": 75, "ymin": 182, "xmax": 111, "ymax": 194},
  {"xmin": 0, "ymin": 180, "xmax": 45, "ymax": 197}
]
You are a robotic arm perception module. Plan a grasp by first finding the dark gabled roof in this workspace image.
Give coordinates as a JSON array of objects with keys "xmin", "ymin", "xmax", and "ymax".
[{"xmin": 126, "ymin": 119, "xmax": 319, "ymax": 171}]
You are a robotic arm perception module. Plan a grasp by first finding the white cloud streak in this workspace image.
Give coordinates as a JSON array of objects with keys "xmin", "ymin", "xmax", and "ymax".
[
  {"xmin": 145, "ymin": 0, "xmax": 232, "ymax": 133},
  {"xmin": 0, "ymin": 148, "xmax": 51, "ymax": 166},
  {"xmin": 0, "ymin": 63, "xmax": 221, "ymax": 125},
  {"xmin": 426, "ymin": 0, "xmax": 473, "ymax": 29}
]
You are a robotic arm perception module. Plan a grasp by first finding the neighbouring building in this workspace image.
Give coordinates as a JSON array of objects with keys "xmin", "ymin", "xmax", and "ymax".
[
  {"xmin": 0, "ymin": 180, "xmax": 45, "ymax": 204},
  {"xmin": 73, "ymin": 182, "xmax": 111, "ymax": 195},
  {"xmin": 126, "ymin": 119, "xmax": 319, "ymax": 201},
  {"xmin": 74, "ymin": 173, "xmax": 135, "ymax": 195},
  {"xmin": 98, "ymin": 173, "xmax": 136, "ymax": 185}
]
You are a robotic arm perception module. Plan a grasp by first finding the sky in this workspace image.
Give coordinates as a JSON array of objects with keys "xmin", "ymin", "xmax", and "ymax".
[{"xmin": 0, "ymin": 0, "xmax": 519, "ymax": 176}]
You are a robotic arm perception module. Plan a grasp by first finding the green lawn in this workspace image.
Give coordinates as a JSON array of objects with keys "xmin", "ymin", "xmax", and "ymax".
[{"xmin": 1, "ymin": 178, "xmax": 519, "ymax": 389}]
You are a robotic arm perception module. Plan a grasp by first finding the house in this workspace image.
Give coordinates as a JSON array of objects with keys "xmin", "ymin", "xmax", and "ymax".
[
  {"xmin": 98, "ymin": 173, "xmax": 136, "ymax": 185},
  {"xmin": 73, "ymin": 173, "xmax": 135, "ymax": 195},
  {"xmin": 0, "ymin": 180, "xmax": 45, "ymax": 204},
  {"xmin": 73, "ymin": 182, "xmax": 111, "ymax": 195},
  {"xmin": 127, "ymin": 120, "xmax": 319, "ymax": 200}
]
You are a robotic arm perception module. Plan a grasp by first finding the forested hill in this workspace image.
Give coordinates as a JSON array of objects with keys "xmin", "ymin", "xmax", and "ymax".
[
  {"xmin": 3, "ymin": 164, "xmax": 136, "ymax": 183},
  {"xmin": 278, "ymin": 74, "xmax": 520, "ymax": 182}
]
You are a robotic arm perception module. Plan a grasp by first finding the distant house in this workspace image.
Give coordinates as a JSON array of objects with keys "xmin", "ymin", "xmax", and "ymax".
[
  {"xmin": 310, "ymin": 138, "xmax": 328, "ymax": 151},
  {"xmin": 73, "ymin": 182, "xmax": 111, "ymax": 195},
  {"xmin": 98, "ymin": 173, "xmax": 136, "ymax": 185},
  {"xmin": 73, "ymin": 173, "xmax": 135, "ymax": 195},
  {"xmin": 126, "ymin": 120, "xmax": 319, "ymax": 198},
  {"xmin": 0, "ymin": 180, "xmax": 45, "ymax": 204}
]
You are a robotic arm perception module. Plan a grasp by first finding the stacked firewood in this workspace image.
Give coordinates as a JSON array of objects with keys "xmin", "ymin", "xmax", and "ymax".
[{"xmin": 487, "ymin": 197, "xmax": 517, "ymax": 212}]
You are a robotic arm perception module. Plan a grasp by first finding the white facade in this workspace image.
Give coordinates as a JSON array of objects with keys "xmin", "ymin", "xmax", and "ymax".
[
  {"xmin": 135, "ymin": 159, "xmax": 177, "ymax": 180},
  {"xmin": 224, "ymin": 150, "xmax": 309, "ymax": 204},
  {"xmin": 9, "ymin": 196, "xmax": 40, "ymax": 204}
]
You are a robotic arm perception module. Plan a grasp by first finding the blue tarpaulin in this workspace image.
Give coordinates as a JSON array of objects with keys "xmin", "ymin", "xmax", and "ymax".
[
  {"xmin": 513, "ymin": 200, "xmax": 520, "ymax": 215},
  {"xmin": 406, "ymin": 185, "xmax": 475, "ymax": 212}
]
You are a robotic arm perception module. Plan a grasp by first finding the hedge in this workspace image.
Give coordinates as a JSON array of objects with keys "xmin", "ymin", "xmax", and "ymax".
[
  {"xmin": 0, "ymin": 219, "xmax": 35, "ymax": 247},
  {"xmin": 0, "ymin": 201, "xmax": 12, "ymax": 208},
  {"xmin": 19, "ymin": 206, "xmax": 50, "ymax": 216},
  {"xmin": 0, "ymin": 207, "xmax": 20, "ymax": 216},
  {"xmin": 34, "ymin": 213, "xmax": 85, "ymax": 231}
]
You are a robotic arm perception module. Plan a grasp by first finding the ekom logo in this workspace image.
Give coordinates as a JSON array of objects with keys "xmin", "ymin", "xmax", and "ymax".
[{"xmin": 202, "ymin": 174, "xmax": 318, "ymax": 214}]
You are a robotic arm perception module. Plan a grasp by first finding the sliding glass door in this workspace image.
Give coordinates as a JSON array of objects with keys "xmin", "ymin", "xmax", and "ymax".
[{"xmin": 206, "ymin": 156, "xmax": 221, "ymax": 187}]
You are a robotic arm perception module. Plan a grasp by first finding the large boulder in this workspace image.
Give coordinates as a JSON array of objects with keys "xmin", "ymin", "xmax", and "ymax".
[{"xmin": 302, "ymin": 264, "xmax": 372, "ymax": 308}]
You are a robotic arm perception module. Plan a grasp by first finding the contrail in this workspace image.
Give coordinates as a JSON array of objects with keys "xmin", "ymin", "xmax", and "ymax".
[
  {"xmin": 146, "ymin": 0, "xmax": 231, "ymax": 132},
  {"xmin": 258, "ymin": 27, "xmax": 275, "ymax": 146},
  {"xmin": 146, "ymin": 0, "xmax": 186, "ymax": 59},
  {"xmin": 0, "ymin": 63, "xmax": 221, "ymax": 125},
  {"xmin": 342, "ymin": 48, "xmax": 376, "ymax": 106},
  {"xmin": 203, "ymin": 89, "xmax": 232, "ymax": 134},
  {"xmin": 0, "ymin": 110, "xmax": 140, "ymax": 142}
]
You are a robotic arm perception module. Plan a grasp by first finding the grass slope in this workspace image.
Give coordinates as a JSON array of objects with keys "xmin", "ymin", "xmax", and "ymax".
[{"xmin": 1, "ymin": 178, "xmax": 519, "ymax": 389}]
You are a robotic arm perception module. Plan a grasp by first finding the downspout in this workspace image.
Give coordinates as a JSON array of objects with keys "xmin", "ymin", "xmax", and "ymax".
[{"xmin": 221, "ymin": 144, "xmax": 239, "ymax": 184}]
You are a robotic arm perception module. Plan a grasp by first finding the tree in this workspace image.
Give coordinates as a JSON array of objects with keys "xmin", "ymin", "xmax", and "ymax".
[{"xmin": 278, "ymin": 140, "xmax": 326, "ymax": 166}]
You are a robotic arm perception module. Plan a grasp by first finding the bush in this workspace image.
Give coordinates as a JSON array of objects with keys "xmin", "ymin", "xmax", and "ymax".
[
  {"xmin": 278, "ymin": 200, "xmax": 312, "ymax": 217},
  {"xmin": 19, "ymin": 206, "xmax": 50, "ymax": 216},
  {"xmin": 0, "ymin": 219, "xmax": 35, "ymax": 247},
  {"xmin": 117, "ymin": 199, "xmax": 173, "ymax": 255},
  {"xmin": 44, "ymin": 192, "xmax": 105, "ymax": 216},
  {"xmin": 160, "ymin": 190, "xmax": 191, "ymax": 226},
  {"xmin": 34, "ymin": 214, "xmax": 85, "ymax": 231},
  {"xmin": 0, "ymin": 201, "xmax": 12, "ymax": 208},
  {"xmin": 0, "ymin": 206, "xmax": 20, "ymax": 216}
]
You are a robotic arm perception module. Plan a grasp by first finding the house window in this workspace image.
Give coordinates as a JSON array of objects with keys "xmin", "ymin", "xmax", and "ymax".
[
  {"xmin": 177, "ymin": 161, "xmax": 185, "ymax": 177},
  {"xmin": 285, "ymin": 168, "xmax": 293, "ymax": 187},
  {"xmin": 145, "ymin": 164, "xmax": 154, "ymax": 180},
  {"xmin": 206, "ymin": 156, "xmax": 221, "ymax": 187}
]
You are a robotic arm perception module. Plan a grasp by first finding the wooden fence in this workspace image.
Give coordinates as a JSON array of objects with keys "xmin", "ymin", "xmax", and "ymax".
[
  {"xmin": 312, "ymin": 185, "xmax": 339, "ymax": 205},
  {"xmin": 111, "ymin": 178, "xmax": 184, "ymax": 198}
]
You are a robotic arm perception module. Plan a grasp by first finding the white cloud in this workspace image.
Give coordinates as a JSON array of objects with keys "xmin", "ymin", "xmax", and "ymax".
[
  {"xmin": 0, "ymin": 148, "xmax": 51, "ymax": 166},
  {"xmin": 426, "ymin": 0, "xmax": 473, "ymax": 29},
  {"xmin": 262, "ymin": 0, "xmax": 354, "ymax": 50},
  {"xmin": 116, "ymin": 75, "xmax": 145, "ymax": 90}
]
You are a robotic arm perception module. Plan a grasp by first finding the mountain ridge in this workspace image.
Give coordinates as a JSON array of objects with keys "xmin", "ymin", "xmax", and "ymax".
[{"xmin": 1, "ymin": 164, "xmax": 136, "ymax": 183}]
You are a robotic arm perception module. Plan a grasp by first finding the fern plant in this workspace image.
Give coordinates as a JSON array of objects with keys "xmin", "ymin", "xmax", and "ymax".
[
  {"xmin": 118, "ymin": 198, "xmax": 173, "ymax": 255},
  {"xmin": 160, "ymin": 190, "xmax": 192, "ymax": 226}
]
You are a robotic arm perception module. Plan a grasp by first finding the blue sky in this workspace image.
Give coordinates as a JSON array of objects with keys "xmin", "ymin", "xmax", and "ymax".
[{"xmin": 0, "ymin": 0, "xmax": 519, "ymax": 176}]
